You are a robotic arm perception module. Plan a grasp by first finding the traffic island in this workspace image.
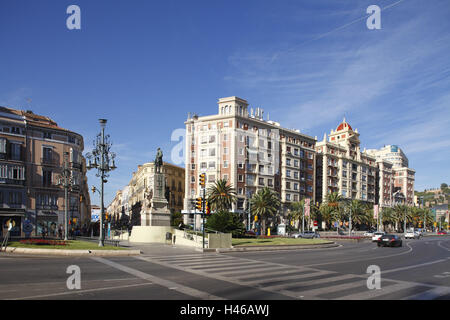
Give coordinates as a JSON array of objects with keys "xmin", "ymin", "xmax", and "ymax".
[
  {"xmin": 1, "ymin": 240, "xmax": 141, "ymax": 256},
  {"xmin": 210, "ymin": 237, "xmax": 339, "ymax": 252}
]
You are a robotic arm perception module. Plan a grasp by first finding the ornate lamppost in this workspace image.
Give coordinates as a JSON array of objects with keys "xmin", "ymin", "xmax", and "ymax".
[
  {"xmin": 86, "ymin": 119, "xmax": 117, "ymax": 247},
  {"xmin": 57, "ymin": 152, "xmax": 73, "ymax": 241}
]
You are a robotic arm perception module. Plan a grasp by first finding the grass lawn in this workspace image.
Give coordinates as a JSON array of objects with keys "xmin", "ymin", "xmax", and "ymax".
[
  {"xmin": 232, "ymin": 238, "xmax": 332, "ymax": 246},
  {"xmin": 8, "ymin": 240, "xmax": 126, "ymax": 251}
]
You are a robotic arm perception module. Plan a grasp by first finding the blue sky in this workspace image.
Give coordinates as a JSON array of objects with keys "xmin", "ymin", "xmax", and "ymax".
[{"xmin": 1, "ymin": 0, "xmax": 449, "ymax": 206}]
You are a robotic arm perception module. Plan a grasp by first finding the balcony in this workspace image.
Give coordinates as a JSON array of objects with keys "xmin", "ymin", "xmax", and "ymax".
[
  {"xmin": 41, "ymin": 157, "xmax": 59, "ymax": 166},
  {"xmin": 0, "ymin": 178, "xmax": 25, "ymax": 186}
]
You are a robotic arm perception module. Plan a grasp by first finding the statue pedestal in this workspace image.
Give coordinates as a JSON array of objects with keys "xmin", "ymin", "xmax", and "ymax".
[{"xmin": 140, "ymin": 172, "xmax": 170, "ymax": 227}]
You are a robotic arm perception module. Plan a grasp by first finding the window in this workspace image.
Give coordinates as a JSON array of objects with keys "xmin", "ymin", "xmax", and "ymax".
[
  {"xmin": 294, "ymin": 160, "xmax": 299, "ymax": 168},
  {"xmin": 307, "ymin": 186, "xmax": 313, "ymax": 192},
  {"xmin": 43, "ymin": 132, "xmax": 52, "ymax": 139},
  {"xmin": 286, "ymin": 170, "xmax": 291, "ymax": 178},
  {"xmin": 223, "ymin": 134, "xmax": 227, "ymax": 141},
  {"xmin": 223, "ymin": 174, "xmax": 228, "ymax": 181},
  {"xmin": 43, "ymin": 147, "xmax": 53, "ymax": 161},
  {"xmin": 191, "ymin": 176, "xmax": 195, "ymax": 183},
  {"xmin": 43, "ymin": 169, "xmax": 52, "ymax": 187},
  {"xmin": 238, "ymin": 174, "xmax": 244, "ymax": 182},
  {"xmin": 208, "ymin": 161, "xmax": 215, "ymax": 169},
  {"xmin": 286, "ymin": 182, "xmax": 291, "ymax": 189},
  {"xmin": 208, "ymin": 175, "xmax": 215, "ymax": 183},
  {"xmin": 209, "ymin": 148, "xmax": 215, "ymax": 157},
  {"xmin": 238, "ymin": 162, "xmax": 244, "ymax": 169},
  {"xmin": 200, "ymin": 162, "xmax": 207, "ymax": 169},
  {"xmin": 294, "ymin": 148, "xmax": 299, "ymax": 156},
  {"xmin": 223, "ymin": 147, "xmax": 228, "ymax": 155},
  {"xmin": 223, "ymin": 161, "xmax": 228, "ymax": 168},
  {"xmin": 286, "ymin": 158, "xmax": 291, "ymax": 166},
  {"xmin": 201, "ymin": 136, "xmax": 207, "ymax": 144},
  {"xmin": 268, "ymin": 179, "xmax": 273, "ymax": 187},
  {"xmin": 259, "ymin": 178, "xmax": 264, "ymax": 186},
  {"xmin": 0, "ymin": 138, "xmax": 6, "ymax": 154},
  {"xmin": 191, "ymin": 164, "xmax": 195, "ymax": 170},
  {"xmin": 286, "ymin": 194, "xmax": 291, "ymax": 201},
  {"xmin": 200, "ymin": 149, "xmax": 207, "ymax": 157},
  {"xmin": 11, "ymin": 143, "xmax": 21, "ymax": 160},
  {"xmin": 307, "ymin": 174, "xmax": 312, "ymax": 181},
  {"xmin": 342, "ymin": 170, "xmax": 347, "ymax": 178},
  {"xmin": 9, "ymin": 192, "xmax": 22, "ymax": 205},
  {"xmin": 209, "ymin": 135, "xmax": 216, "ymax": 143}
]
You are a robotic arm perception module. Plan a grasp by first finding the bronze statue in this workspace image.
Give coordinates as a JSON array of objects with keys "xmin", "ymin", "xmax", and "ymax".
[{"xmin": 155, "ymin": 148, "xmax": 163, "ymax": 173}]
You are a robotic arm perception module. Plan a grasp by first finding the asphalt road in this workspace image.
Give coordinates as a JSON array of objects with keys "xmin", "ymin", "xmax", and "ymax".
[{"xmin": 0, "ymin": 236, "xmax": 449, "ymax": 300}]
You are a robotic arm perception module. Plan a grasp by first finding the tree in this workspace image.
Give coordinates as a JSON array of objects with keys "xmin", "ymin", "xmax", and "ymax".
[
  {"xmin": 171, "ymin": 211, "xmax": 183, "ymax": 227},
  {"xmin": 204, "ymin": 210, "xmax": 245, "ymax": 237},
  {"xmin": 441, "ymin": 183, "xmax": 448, "ymax": 190},
  {"xmin": 250, "ymin": 187, "xmax": 280, "ymax": 235},
  {"xmin": 207, "ymin": 179, "xmax": 237, "ymax": 212}
]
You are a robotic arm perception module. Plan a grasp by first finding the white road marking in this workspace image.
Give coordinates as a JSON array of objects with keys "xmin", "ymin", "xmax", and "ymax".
[
  {"xmin": 91, "ymin": 257, "xmax": 224, "ymax": 300},
  {"xmin": 135, "ymin": 255, "xmax": 300, "ymax": 299},
  {"xmin": 381, "ymin": 257, "xmax": 450, "ymax": 275},
  {"xmin": 302, "ymin": 242, "xmax": 414, "ymax": 268},
  {"xmin": 262, "ymin": 273, "xmax": 355, "ymax": 292},
  {"xmin": 336, "ymin": 282, "xmax": 416, "ymax": 300},
  {"xmin": 8, "ymin": 283, "xmax": 154, "ymax": 300}
]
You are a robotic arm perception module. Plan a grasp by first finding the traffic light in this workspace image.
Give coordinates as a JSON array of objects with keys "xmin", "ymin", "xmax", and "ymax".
[
  {"xmin": 79, "ymin": 195, "xmax": 83, "ymax": 203},
  {"xmin": 205, "ymin": 201, "xmax": 210, "ymax": 215},
  {"xmin": 199, "ymin": 173, "xmax": 206, "ymax": 188},
  {"xmin": 254, "ymin": 215, "xmax": 258, "ymax": 222},
  {"xmin": 196, "ymin": 197, "xmax": 203, "ymax": 211}
]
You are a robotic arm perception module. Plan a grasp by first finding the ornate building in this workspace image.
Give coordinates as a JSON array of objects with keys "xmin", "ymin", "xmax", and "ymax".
[{"xmin": 0, "ymin": 106, "xmax": 91, "ymax": 237}]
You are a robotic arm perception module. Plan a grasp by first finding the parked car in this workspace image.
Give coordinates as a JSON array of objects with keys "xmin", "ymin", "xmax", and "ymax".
[
  {"xmin": 437, "ymin": 230, "xmax": 448, "ymax": 235},
  {"xmin": 292, "ymin": 231, "xmax": 320, "ymax": 239},
  {"xmin": 364, "ymin": 231, "xmax": 375, "ymax": 237},
  {"xmin": 405, "ymin": 231, "xmax": 421, "ymax": 239},
  {"xmin": 372, "ymin": 231, "xmax": 386, "ymax": 242},
  {"xmin": 377, "ymin": 234, "xmax": 403, "ymax": 247}
]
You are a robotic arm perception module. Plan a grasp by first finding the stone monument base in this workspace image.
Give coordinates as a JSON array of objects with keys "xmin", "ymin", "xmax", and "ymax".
[{"xmin": 129, "ymin": 226, "xmax": 174, "ymax": 243}]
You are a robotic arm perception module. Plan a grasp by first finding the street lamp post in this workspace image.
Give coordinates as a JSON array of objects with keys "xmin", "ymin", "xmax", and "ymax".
[
  {"xmin": 86, "ymin": 119, "xmax": 117, "ymax": 247},
  {"xmin": 57, "ymin": 152, "xmax": 73, "ymax": 241}
]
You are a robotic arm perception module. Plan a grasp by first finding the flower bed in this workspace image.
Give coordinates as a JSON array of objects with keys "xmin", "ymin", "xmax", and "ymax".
[{"xmin": 19, "ymin": 239, "xmax": 68, "ymax": 246}]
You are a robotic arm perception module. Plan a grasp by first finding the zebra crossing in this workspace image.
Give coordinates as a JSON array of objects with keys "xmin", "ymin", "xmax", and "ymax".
[{"xmin": 136, "ymin": 253, "xmax": 450, "ymax": 300}]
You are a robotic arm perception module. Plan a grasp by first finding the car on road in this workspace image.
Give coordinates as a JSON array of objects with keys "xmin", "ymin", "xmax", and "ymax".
[
  {"xmin": 364, "ymin": 231, "xmax": 375, "ymax": 237},
  {"xmin": 372, "ymin": 231, "xmax": 386, "ymax": 242},
  {"xmin": 437, "ymin": 230, "xmax": 448, "ymax": 235},
  {"xmin": 292, "ymin": 231, "xmax": 320, "ymax": 239},
  {"xmin": 405, "ymin": 231, "xmax": 421, "ymax": 239},
  {"xmin": 377, "ymin": 234, "xmax": 402, "ymax": 247}
]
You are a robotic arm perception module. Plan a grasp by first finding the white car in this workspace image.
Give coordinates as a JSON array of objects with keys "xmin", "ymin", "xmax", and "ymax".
[
  {"xmin": 364, "ymin": 231, "xmax": 375, "ymax": 237},
  {"xmin": 372, "ymin": 232, "xmax": 385, "ymax": 242},
  {"xmin": 405, "ymin": 231, "xmax": 421, "ymax": 239}
]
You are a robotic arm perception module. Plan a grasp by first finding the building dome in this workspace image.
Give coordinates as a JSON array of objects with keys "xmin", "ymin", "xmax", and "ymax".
[{"xmin": 336, "ymin": 118, "xmax": 353, "ymax": 131}]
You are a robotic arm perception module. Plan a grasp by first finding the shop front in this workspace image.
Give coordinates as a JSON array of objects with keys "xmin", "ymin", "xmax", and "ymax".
[
  {"xmin": 0, "ymin": 211, "xmax": 25, "ymax": 238},
  {"xmin": 36, "ymin": 211, "xmax": 59, "ymax": 237}
]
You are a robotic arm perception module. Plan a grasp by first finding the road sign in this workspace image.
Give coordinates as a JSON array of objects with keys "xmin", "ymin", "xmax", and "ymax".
[{"xmin": 314, "ymin": 221, "xmax": 318, "ymax": 226}]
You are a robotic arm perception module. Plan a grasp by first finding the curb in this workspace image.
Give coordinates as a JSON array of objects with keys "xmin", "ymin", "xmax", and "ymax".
[
  {"xmin": 2, "ymin": 247, "xmax": 142, "ymax": 256},
  {"xmin": 195, "ymin": 242, "xmax": 339, "ymax": 253}
]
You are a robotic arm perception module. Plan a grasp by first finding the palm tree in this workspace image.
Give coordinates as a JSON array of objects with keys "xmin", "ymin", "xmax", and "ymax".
[
  {"xmin": 393, "ymin": 205, "xmax": 409, "ymax": 232},
  {"xmin": 319, "ymin": 203, "xmax": 334, "ymax": 230},
  {"xmin": 250, "ymin": 187, "xmax": 280, "ymax": 235},
  {"xmin": 325, "ymin": 192, "xmax": 343, "ymax": 232},
  {"xmin": 206, "ymin": 178, "xmax": 237, "ymax": 212},
  {"xmin": 347, "ymin": 200, "xmax": 368, "ymax": 230}
]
